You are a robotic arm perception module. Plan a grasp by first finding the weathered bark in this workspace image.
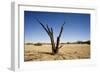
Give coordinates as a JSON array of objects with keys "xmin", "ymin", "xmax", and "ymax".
[{"xmin": 36, "ymin": 19, "xmax": 65, "ymax": 55}]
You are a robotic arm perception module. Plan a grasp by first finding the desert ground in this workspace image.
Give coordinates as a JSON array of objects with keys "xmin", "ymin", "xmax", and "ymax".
[{"xmin": 24, "ymin": 44, "xmax": 90, "ymax": 62}]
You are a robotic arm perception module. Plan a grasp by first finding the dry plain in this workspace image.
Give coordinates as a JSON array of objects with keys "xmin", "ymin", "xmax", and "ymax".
[{"xmin": 24, "ymin": 44, "xmax": 90, "ymax": 61}]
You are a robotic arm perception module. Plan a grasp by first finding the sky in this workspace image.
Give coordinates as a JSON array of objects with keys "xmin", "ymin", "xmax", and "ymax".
[{"xmin": 24, "ymin": 11, "xmax": 90, "ymax": 43}]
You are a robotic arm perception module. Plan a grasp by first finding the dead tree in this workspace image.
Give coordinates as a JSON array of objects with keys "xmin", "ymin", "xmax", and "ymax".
[{"xmin": 36, "ymin": 19, "xmax": 65, "ymax": 55}]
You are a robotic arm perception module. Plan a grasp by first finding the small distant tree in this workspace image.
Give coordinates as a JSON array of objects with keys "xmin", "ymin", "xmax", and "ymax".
[
  {"xmin": 84, "ymin": 40, "xmax": 90, "ymax": 45},
  {"xmin": 76, "ymin": 41, "xmax": 82, "ymax": 44},
  {"xmin": 34, "ymin": 43, "xmax": 42, "ymax": 46},
  {"xmin": 75, "ymin": 40, "xmax": 90, "ymax": 45},
  {"xmin": 36, "ymin": 19, "xmax": 65, "ymax": 55},
  {"xmin": 67, "ymin": 42, "xmax": 70, "ymax": 44}
]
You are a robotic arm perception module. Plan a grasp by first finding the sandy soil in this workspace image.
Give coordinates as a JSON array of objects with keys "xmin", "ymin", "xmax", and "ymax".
[{"xmin": 24, "ymin": 44, "xmax": 90, "ymax": 62}]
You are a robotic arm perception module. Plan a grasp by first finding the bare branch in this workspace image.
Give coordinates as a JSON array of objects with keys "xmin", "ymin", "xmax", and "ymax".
[
  {"xmin": 36, "ymin": 18, "xmax": 49, "ymax": 34},
  {"xmin": 50, "ymin": 27, "xmax": 53, "ymax": 35},
  {"xmin": 58, "ymin": 22, "xmax": 65, "ymax": 38},
  {"xmin": 46, "ymin": 24, "xmax": 51, "ymax": 33}
]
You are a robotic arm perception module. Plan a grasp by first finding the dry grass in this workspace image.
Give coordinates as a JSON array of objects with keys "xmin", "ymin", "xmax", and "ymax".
[{"xmin": 24, "ymin": 44, "xmax": 90, "ymax": 62}]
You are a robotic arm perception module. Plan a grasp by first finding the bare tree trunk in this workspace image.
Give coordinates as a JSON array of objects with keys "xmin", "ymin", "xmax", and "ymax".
[{"xmin": 36, "ymin": 19, "xmax": 65, "ymax": 55}]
